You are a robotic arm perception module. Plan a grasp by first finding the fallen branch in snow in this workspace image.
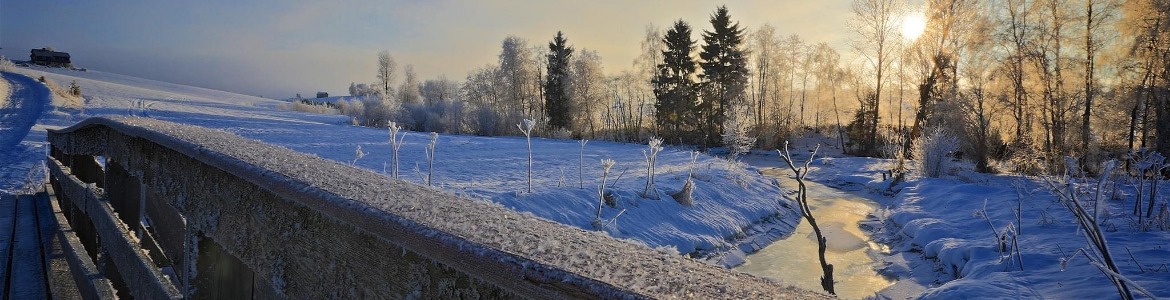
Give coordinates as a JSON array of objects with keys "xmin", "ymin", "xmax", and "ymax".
[{"xmin": 779, "ymin": 141, "xmax": 834, "ymax": 296}]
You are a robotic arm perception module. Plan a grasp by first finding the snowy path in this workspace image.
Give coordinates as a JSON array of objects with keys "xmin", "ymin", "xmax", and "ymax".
[
  {"xmin": 0, "ymin": 72, "xmax": 50, "ymax": 149},
  {"xmin": 0, "ymin": 72, "xmax": 52, "ymax": 194}
]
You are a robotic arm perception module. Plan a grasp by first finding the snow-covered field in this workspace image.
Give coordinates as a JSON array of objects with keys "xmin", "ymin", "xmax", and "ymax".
[{"xmin": 1, "ymin": 66, "xmax": 802, "ymax": 266}]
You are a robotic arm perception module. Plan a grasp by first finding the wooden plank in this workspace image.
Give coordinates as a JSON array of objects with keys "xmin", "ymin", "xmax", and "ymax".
[
  {"xmin": 0, "ymin": 194, "xmax": 18, "ymax": 298},
  {"xmin": 9, "ymin": 194, "xmax": 47, "ymax": 299}
]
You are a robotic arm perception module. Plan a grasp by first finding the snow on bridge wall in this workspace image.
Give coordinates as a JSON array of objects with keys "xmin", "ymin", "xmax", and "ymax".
[{"xmin": 46, "ymin": 116, "xmax": 826, "ymax": 299}]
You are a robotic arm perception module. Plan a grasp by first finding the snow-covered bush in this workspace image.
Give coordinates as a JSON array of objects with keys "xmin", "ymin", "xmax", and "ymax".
[
  {"xmin": 0, "ymin": 55, "xmax": 14, "ymax": 72},
  {"xmin": 671, "ymin": 151, "xmax": 700, "ymax": 206},
  {"xmin": 552, "ymin": 128, "xmax": 573, "ymax": 139},
  {"xmin": 642, "ymin": 137, "xmax": 664, "ymax": 199},
  {"xmin": 913, "ymin": 127, "xmax": 960, "ymax": 178},
  {"xmin": 286, "ymin": 101, "xmax": 339, "ymax": 115},
  {"xmin": 517, "ymin": 119, "xmax": 536, "ymax": 193},
  {"xmin": 721, "ymin": 116, "xmax": 756, "ymax": 160},
  {"xmin": 388, "ymin": 122, "xmax": 407, "ymax": 179}
]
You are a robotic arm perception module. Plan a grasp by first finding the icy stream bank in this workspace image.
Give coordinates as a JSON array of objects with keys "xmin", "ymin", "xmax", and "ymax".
[{"xmin": 735, "ymin": 169, "xmax": 894, "ymax": 299}]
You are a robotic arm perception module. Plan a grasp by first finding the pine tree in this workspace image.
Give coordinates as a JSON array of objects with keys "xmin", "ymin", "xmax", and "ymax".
[
  {"xmin": 545, "ymin": 31, "xmax": 574, "ymax": 131},
  {"xmin": 699, "ymin": 6, "xmax": 749, "ymax": 146},
  {"xmin": 653, "ymin": 20, "xmax": 699, "ymax": 144}
]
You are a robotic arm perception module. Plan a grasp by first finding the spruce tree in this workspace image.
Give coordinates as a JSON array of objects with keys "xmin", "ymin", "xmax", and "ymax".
[
  {"xmin": 545, "ymin": 31, "xmax": 574, "ymax": 131},
  {"xmin": 653, "ymin": 20, "xmax": 699, "ymax": 144},
  {"xmin": 699, "ymin": 6, "xmax": 749, "ymax": 146}
]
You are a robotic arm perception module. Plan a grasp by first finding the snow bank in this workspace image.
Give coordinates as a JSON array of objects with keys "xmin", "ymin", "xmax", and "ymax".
[{"xmin": 801, "ymin": 153, "xmax": 1170, "ymax": 299}]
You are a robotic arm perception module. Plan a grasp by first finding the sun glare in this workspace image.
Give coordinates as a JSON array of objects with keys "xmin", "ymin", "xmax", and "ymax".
[{"xmin": 901, "ymin": 13, "xmax": 926, "ymax": 40}]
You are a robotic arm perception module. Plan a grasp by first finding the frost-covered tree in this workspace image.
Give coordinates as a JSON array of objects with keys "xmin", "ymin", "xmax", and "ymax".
[
  {"xmin": 420, "ymin": 76, "xmax": 459, "ymax": 105},
  {"xmin": 699, "ymin": 6, "xmax": 750, "ymax": 146},
  {"xmin": 545, "ymin": 31, "xmax": 574, "ymax": 131},
  {"xmin": 398, "ymin": 64, "xmax": 421, "ymax": 106},
  {"xmin": 499, "ymin": 36, "xmax": 540, "ymax": 121},
  {"xmin": 849, "ymin": 0, "xmax": 903, "ymax": 156},
  {"xmin": 377, "ymin": 51, "xmax": 397, "ymax": 99},
  {"xmin": 654, "ymin": 20, "xmax": 700, "ymax": 144},
  {"xmin": 570, "ymin": 49, "xmax": 606, "ymax": 138},
  {"xmin": 722, "ymin": 111, "xmax": 756, "ymax": 160}
]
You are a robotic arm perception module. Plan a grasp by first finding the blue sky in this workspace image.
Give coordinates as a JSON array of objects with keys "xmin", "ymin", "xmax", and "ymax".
[{"xmin": 1, "ymin": 0, "xmax": 853, "ymax": 98}]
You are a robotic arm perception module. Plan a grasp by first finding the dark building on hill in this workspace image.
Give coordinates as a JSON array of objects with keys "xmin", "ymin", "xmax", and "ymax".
[{"xmin": 30, "ymin": 48, "xmax": 72, "ymax": 67}]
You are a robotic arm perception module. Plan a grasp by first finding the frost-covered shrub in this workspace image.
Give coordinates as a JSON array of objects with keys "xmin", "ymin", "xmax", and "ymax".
[
  {"xmin": 425, "ymin": 132, "xmax": 438, "ymax": 186},
  {"xmin": 352, "ymin": 145, "xmax": 367, "ymax": 166},
  {"xmin": 595, "ymin": 158, "xmax": 617, "ymax": 229},
  {"xmin": 337, "ymin": 97, "xmax": 366, "ymax": 121},
  {"xmin": 642, "ymin": 137, "xmax": 664, "ymax": 199},
  {"xmin": 671, "ymin": 151, "xmax": 700, "ymax": 206},
  {"xmin": 287, "ymin": 101, "xmax": 339, "ymax": 115},
  {"xmin": 388, "ymin": 122, "xmax": 407, "ymax": 179},
  {"xmin": 517, "ymin": 119, "xmax": 536, "ymax": 193},
  {"xmin": 0, "ymin": 55, "xmax": 14, "ymax": 72},
  {"xmin": 552, "ymin": 128, "xmax": 573, "ymax": 139},
  {"xmin": 578, "ymin": 139, "xmax": 589, "ymax": 189},
  {"xmin": 913, "ymin": 127, "xmax": 960, "ymax": 178},
  {"xmin": 721, "ymin": 117, "xmax": 756, "ymax": 160}
]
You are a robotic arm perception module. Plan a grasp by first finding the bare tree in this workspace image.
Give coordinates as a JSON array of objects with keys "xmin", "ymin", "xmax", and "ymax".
[
  {"xmin": 778, "ymin": 143, "xmax": 834, "ymax": 295},
  {"xmin": 850, "ymin": 0, "xmax": 904, "ymax": 155},
  {"xmin": 750, "ymin": 25, "xmax": 782, "ymax": 144}
]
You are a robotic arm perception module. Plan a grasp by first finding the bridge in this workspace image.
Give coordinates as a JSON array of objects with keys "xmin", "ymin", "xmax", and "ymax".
[{"xmin": 5, "ymin": 116, "xmax": 825, "ymax": 299}]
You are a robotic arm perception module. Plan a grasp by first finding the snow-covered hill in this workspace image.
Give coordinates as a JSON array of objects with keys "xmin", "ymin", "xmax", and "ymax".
[{"xmin": 2, "ymin": 66, "xmax": 802, "ymax": 265}]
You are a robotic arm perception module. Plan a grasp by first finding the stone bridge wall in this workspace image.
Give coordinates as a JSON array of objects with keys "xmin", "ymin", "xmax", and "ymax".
[{"xmin": 46, "ymin": 116, "xmax": 823, "ymax": 299}]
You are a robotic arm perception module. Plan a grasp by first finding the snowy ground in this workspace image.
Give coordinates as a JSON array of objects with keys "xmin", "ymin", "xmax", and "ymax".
[
  {"xmin": 746, "ymin": 137, "xmax": 1170, "ymax": 299},
  {"xmin": 1, "ymin": 66, "xmax": 803, "ymax": 266}
]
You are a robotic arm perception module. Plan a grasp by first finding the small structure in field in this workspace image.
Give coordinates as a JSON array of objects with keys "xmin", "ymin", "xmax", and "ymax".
[
  {"xmin": 316, "ymin": 91, "xmax": 329, "ymax": 98},
  {"xmin": 30, "ymin": 48, "xmax": 72, "ymax": 67}
]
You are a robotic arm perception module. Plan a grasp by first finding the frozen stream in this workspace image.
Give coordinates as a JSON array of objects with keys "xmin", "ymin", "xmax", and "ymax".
[{"xmin": 736, "ymin": 168, "xmax": 894, "ymax": 299}]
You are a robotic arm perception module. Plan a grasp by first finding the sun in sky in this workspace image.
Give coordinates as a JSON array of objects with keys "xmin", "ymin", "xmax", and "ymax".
[{"xmin": 901, "ymin": 12, "xmax": 927, "ymax": 40}]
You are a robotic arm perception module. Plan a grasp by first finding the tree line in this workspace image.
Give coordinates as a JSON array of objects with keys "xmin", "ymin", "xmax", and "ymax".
[{"xmin": 336, "ymin": 1, "xmax": 1170, "ymax": 175}]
